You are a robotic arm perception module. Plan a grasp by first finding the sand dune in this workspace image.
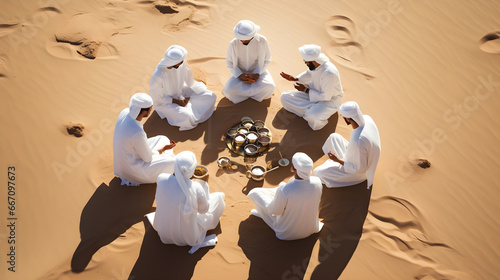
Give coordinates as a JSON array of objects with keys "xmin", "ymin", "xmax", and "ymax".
[{"xmin": 1, "ymin": 0, "xmax": 500, "ymax": 279}]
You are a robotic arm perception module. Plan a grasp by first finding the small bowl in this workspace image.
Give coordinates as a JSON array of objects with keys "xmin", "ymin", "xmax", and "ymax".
[
  {"xmin": 258, "ymin": 127, "xmax": 270, "ymax": 136},
  {"xmin": 193, "ymin": 165, "xmax": 208, "ymax": 179},
  {"xmin": 237, "ymin": 127, "xmax": 249, "ymax": 135},
  {"xmin": 241, "ymin": 119, "xmax": 254, "ymax": 129},
  {"xmin": 226, "ymin": 128, "xmax": 237, "ymax": 138},
  {"xmin": 246, "ymin": 132, "xmax": 260, "ymax": 144},
  {"xmin": 278, "ymin": 158, "xmax": 290, "ymax": 167},
  {"xmin": 217, "ymin": 156, "xmax": 230, "ymax": 168},
  {"xmin": 247, "ymin": 165, "xmax": 266, "ymax": 181},
  {"xmin": 253, "ymin": 120, "xmax": 265, "ymax": 129},
  {"xmin": 234, "ymin": 133, "xmax": 247, "ymax": 145},
  {"xmin": 258, "ymin": 135, "xmax": 271, "ymax": 146},
  {"xmin": 244, "ymin": 144, "xmax": 259, "ymax": 156},
  {"xmin": 241, "ymin": 116, "xmax": 253, "ymax": 123}
]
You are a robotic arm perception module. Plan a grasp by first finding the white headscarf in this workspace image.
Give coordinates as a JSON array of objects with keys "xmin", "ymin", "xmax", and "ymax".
[
  {"xmin": 292, "ymin": 152, "xmax": 314, "ymax": 180},
  {"xmin": 174, "ymin": 151, "xmax": 198, "ymax": 217},
  {"xmin": 298, "ymin": 44, "xmax": 329, "ymax": 64},
  {"xmin": 158, "ymin": 45, "xmax": 188, "ymax": 67},
  {"xmin": 233, "ymin": 20, "xmax": 260, "ymax": 40},
  {"xmin": 340, "ymin": 101, "xmax": 366, "ymax": 127},
  {"xmin": 129, "ymin": 93, "xmax": 153, "ymax": 119}
]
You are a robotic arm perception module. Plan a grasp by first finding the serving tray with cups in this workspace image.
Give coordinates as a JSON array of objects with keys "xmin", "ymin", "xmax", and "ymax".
[{"xmin": 224, "ymin": 117, "xmax": 272, "ymax": 157}]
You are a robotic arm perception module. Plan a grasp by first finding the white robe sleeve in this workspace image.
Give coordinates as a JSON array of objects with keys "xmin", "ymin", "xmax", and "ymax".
[
  {"xmin": 267, "ymin": 182, "xmax": 287, "ymax": 216},
  {"xmin": 132, "ymin": 132, "xmax": 157, "ymax": 163},
  {"xmin": 308, "ymin": 72, "xmax": 340, "ymax": 102},
  {"xmin": 343, "ymin": 138, "xmax": 369, "ymax": 175},
  {"xmin": 226, "ymin": 42, "xmax": 243, "ymax": 78},
  {"xmin": 297, "ymin": 71, "xmax": 311, "ymax": 84},
  {"xmin": 196, "ymin": 184, "xmax": 210, "ymax": 215},
  {"xmin": 150, "ymin": 73, "xmax": 173, "ymax": 105},
  {"xmin": 255, "ymin": 37, "xmax": 271, "ymax": 74}
]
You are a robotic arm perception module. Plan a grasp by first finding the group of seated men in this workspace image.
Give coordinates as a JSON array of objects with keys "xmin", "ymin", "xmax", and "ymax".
[{"xmin": 112, "ymin": 20, "xmax": 381, "ymax": 253}]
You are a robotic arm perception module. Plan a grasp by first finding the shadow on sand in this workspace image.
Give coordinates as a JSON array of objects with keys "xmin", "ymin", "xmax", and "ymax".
[
  {"xmin": 128, "ymin": 218, "xmax": 221, "ymax": 280},
  {"xmin": 269, "ymin": 109, "xmax": 338, "ymax": 175},
  {"xmin": 70, "ymin": 177, "xmax": 157, "ymax": 272},
  {"xmin": 311, "ymin": 180, "xmax": 372, "ymax": 279},
  {"xmin": 238, "ymin": 216, "xmax": 319, "ymax": 280},
  {"xmin": 201, "ymin": 98, "xmax": 271, "ymax": 166}
]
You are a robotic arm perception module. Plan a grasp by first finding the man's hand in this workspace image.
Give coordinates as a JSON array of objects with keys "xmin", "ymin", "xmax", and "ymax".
[
  {"xmin": 328, "ymin": 152, "xmax": 344, "ymax": 165},
  {"xmin": 159, "ymin": 140, "xmax": 176, "ymax": 154},
  {"xmin": 249, "ymin": 73, "xmax": 259, "ymax": 81},
  {"xmin": 294, "ymin": 83, "xmax": 308, "ymax": 92},
  {"xmin": 238, "ymin": 74, "xmax": 249, "ymax": 82},
  {"xmin": 238, "ymin": 74, "xmax": 258, "ymax": 84},
  {"xmin": 172, "ymin": 98, "xmax": 189, "ymax": 107},
  {"xmin": 280, "ymin": 72, "xmax": 298, "ymax": 81}
]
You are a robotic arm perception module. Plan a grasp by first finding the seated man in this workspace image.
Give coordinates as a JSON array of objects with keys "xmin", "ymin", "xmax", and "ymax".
[
  {"xmin": 152, "ymin": 151, "xmax": 225, "ymax": 253},
  {"xmin": 222, "ymin": 20, "xmax": 275, "ymax": 104},
  {"xmin": 314, "ymin": 101, "xmax": 381, "ymax": 189},
  {"xmin": 113, "ymin": 93, "xmax": 176, "ymax": 186},
  {"xmin": 280, "ymin": 44, "xmax": 344, "ymax": 130},
  {"xmin": 150, "ymin": 45, "xmax": 217, "ymax": 131},
  {"xmin": 247, "ymin": 152, "xmax": 323, "ymax": 240}
]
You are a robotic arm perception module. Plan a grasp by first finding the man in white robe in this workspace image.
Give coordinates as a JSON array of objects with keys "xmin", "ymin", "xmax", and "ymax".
[
  {"xmin": 152, "ymin": 151, "xmax": 225, "ymax": 253},
  {"xmin": 280, "ymin": 44, "xmax": 344, "ymax": 130},
  {"xmin": 150, "ymin": 45, "xmax": 217, "ymax": 131},
  {"xmin": 113, "ymin": 93, "xmax": 176, "ymax": 186},
  {"xmin": 314, "ymin": 101, "xmax": 381, "ymax": 189},
  {"xmin": 247, "ymin": 152, "xmax": 323, "ymax": 240},
  {"xmin": 222, "ymin": 20, "xmax": 275, "ymax": 104}
]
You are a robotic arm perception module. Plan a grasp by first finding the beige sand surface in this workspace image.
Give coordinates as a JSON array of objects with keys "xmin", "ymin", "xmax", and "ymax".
[{"xmin": 1, "ymin": 0, "xmax": 499, "ymax": 279}]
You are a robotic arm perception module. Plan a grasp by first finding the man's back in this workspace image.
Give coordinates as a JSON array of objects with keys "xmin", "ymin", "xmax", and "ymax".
[
  {"xmin": 271, "ymin": 176, "xmax": 323, "ymax": 240},
  {"xmin": 113, "ymin": 108, "xmax": 144, "ymax": 170},
  {"xmin": 359, "ymin": 115, "xmax": 381, "ymax": 188},
  {"xmin": 154, "ymin": 173, "xmax": 208, "ymax": 246}
]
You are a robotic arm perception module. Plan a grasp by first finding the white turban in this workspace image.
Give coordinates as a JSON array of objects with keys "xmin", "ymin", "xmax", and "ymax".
[
  {"xmin": 129, "ymin": 93, "xmax": 153, "ymax": 119},
  {"xmin": 292, "ymin": 152, "xmax": 314, "ymax": 180},
  {"xmin": 174, "ymin": 151, "xmax": 198, "ymax": 219},
  {"xmin": 158, "ymin": 45, "xmax": 187, "ymax": 67},
  {"xmin": 339, "ymin": 101, "xmax": 366, "ymax": 127},
  {"xmin": 233, "ymin": 20, "xmax": 260, "ymax": 40},
  {"xmin": 299, "ymin": 44, "xmax": 329, "ymax": 64}
]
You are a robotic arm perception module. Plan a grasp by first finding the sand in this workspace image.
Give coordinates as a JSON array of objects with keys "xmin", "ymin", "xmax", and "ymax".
[{"xmin": 1, "ymin": 0, "xmax": 499, "ymax": 279}]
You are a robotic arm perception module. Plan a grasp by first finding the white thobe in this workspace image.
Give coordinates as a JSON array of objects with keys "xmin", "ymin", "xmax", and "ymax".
[
  {"xmin": 314, "ymin": 115, "xmax": 381, "ymax": 189},
  {"xmin": 280, "ymin": 61, "xmax": 343, "ymax": 130},
  {"xmin": 113, "ymin": 108, "xmax": 175, "ymax": 186},
  {"xmin": 247, "ymin": 176, "xmax": 323, "ymax": 240},
  {"xmin": 222, "ymin": 33, "xmax": 275, "ymax": 104},
  {"xmin": 153, "ymin": 174, "xmax": 225, "ymax": 246},
  {"xmin": 150, "ymin": 62, "xmax": 216, "ymax": 131}
]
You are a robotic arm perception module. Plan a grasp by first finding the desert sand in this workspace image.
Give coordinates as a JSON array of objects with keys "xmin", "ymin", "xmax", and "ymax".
[{"xmin": 1, "ymin": 0, "xmax": 500, "ymax": 279}]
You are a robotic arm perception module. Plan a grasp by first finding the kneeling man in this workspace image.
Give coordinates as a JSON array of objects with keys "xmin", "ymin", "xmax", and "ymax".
[
  {"xmin": 247, "ymin": 152, "xmax": 323, "ymax": 240},
  {"xmin": 152, "ymin": 151, "xmax": 225, "ymax": 253},
  {"xmin": 150, "ymin": 45, "xmax": 217, "ymax": 131},
  {"xmin": 314, "ymin": 101, "xmax": 381, "ymax": 189},
  {"xmin": 113, "ymin": 93, "xmax": 176, "ymax": 186},
  {"xmin": 280, "ymin": 44, "xmax": 343, "ymax": 130},
  {"xmin": 222, "ymin": 20, "xmax": 275, "ymax": 104}
]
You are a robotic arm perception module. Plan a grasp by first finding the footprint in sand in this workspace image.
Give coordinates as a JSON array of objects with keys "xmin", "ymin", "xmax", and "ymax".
[
  {"xmin": 365, "ymin": 196, "xmax": 470, "ymax": 279},
  {"xmin": 47, "ymin": 12, "xmax": 131, "ymax": 60},
  {"xmin": 138, "ymin": 0, "xmax": 211, "ymax": 33},
  {"xmin": 0, "ymin": 55, "xmax": 9, "ymax": 78},
  {"xmin": 479, "ymin": 31, "xmax": 500, "ymax": 54},
  {"xmin": 324, "ymin": 15, "xmax": 375, "ymax": 79},
  {"xmin": 0, "ymin": 23, "xmax": 20, "ymax": 38}
]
